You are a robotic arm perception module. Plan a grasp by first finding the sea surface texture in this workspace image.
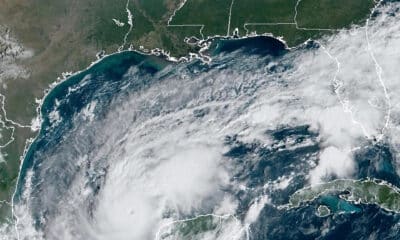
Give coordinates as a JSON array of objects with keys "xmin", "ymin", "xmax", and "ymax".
[{"xmin": 11, "ymin": 3, "xmax": 400, "ymax": 239}]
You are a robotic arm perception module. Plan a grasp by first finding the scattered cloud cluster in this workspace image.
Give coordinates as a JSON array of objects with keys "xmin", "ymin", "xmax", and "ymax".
[
  {"xmin": 8, "ymin": 2, "xmax": 400, "ymax": 239},
  {"xmin": 0, "ymin": 26, "xmax": 33, "ymax": 83}
]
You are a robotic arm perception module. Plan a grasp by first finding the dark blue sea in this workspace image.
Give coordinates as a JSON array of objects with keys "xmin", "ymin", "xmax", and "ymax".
[{"xmin": 13, "ymin": 37, "xmax": 400, "ymax": 240}]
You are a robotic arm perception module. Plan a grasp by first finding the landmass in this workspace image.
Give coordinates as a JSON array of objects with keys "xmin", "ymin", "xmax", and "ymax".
[
  {"xmin": 316, "ymin": 205, "xmax": 331, "ymax": 217},
  {"xmin": 287, "ymin": 179, "xmax": 400, "ymax": 214},
  {"xmin": 0, "ymin": 0, "xmax": 380, "ymax": 222},
  {"xmin": 156, "ymin": 214, "xmax": 243, "ymax": 240}
]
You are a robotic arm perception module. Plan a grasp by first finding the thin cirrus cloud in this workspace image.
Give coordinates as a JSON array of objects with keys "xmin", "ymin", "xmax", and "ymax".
[{"xmin": 7, "ymin": 2, "xmax": 400, "ymax": 239}]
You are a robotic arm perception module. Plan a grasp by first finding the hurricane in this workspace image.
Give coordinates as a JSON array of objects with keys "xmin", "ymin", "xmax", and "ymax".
[{"xmin": 6, "ymin": 2, "xmax": 400, "ymax": 239}]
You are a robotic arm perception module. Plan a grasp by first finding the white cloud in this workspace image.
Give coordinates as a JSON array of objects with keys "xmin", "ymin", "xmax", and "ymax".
[
  {"xmin": 81, "ymin": 100, "xmax": 97, "ymax": 122},
  {"xmin": 0, "ymin": 25, "xmax": 33, "ymax": 81},
  {"xmin": 245, "ymin": 195, "xmax": 270, "ymax": 224},
  {"xmin": 309, "ymin": 146, "xmax": 355, "ymax": 185},
  {"xmin": 13, "ymin": 2, "xmax": 400, "ymax": 239}
]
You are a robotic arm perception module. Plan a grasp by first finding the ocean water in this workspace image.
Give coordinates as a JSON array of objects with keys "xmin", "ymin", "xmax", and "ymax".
[{"xmin": 11, "ymin": 3, "xmax": 400, "ymax": 237}]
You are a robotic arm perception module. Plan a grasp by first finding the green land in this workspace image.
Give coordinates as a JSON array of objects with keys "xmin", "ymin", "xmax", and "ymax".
[
  {"xmin": 0, "ymin": 0, "xmax": 379, "ymax": 222},
  {"xmin": 316, "ymin": 205, "xmax": 331, "ymax": 217},
  {"xmin": 288, "ymin": 179, "xmax": 400, "ymax": 213},
  {"xmin": 157, "ymin": 215, "xmax": 239, "ymax": 240}
]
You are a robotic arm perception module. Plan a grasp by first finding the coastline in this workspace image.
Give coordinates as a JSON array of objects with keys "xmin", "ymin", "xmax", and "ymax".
[
  {"xmin": 8, "ymin": 32, "xmax": 325, "ymax": 231},
  {"xmin": 10, "ymin": 33, "xmax": 293, "ymax": 202},
  {"xmin": 8, "ymin": 2, "xmax": 400, "ymax": 233}
]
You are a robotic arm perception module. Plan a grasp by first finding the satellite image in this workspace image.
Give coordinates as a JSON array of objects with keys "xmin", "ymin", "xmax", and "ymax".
[{"xmin": 1, "ymin": 0, "xmax": 400, "ymax": 239}]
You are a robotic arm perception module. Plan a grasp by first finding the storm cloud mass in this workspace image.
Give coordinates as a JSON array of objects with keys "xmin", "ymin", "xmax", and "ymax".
[{"xmin": 4, "ymin": 2, "xmax": 400, "ymax": 240}]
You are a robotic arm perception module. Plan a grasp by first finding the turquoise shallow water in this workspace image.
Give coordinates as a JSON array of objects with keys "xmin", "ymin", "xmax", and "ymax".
[
  {"xmin": 15, "ymin": 36, "xmax": 288, "ymax": 202},
  {"xmin": 13, "ymin": 36, "xmax": 400, "ymax": 239},
  {"xmin": 320, "ymin": 195, "xmax": 362, "ymax": 214},
  {"xmin": 14, "ymin": 50, "xmax": 167, "ymax": 201}
]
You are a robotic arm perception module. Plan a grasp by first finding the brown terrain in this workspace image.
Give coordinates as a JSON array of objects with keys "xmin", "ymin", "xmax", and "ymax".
[{"xmin": 0, "ymin": 0, "xmax": 183, "ymax": 222}]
